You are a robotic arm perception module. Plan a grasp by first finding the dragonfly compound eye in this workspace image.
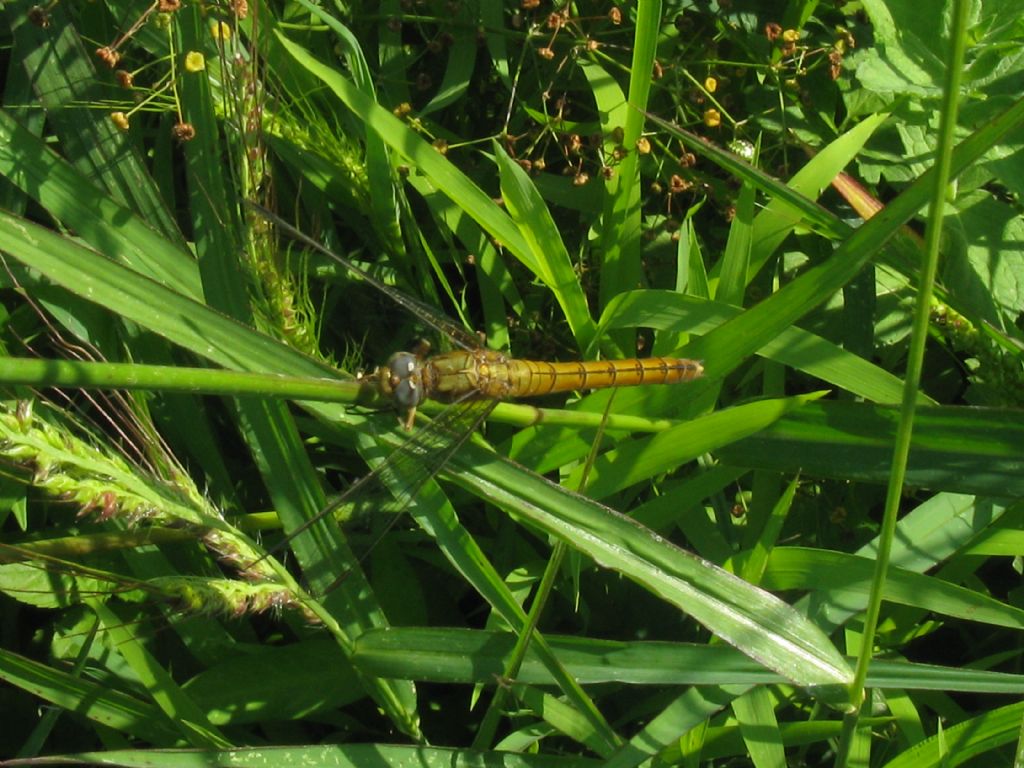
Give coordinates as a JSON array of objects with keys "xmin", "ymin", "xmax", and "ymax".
[{"xmin": 386, "ymin": 352, "xmax": 426, "ymax": 409}]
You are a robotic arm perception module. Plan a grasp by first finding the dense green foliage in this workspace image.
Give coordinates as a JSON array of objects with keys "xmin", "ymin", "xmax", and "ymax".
[{"xmin": 0, "ymin": 0, "xmax": 1023, "ymax": 765}]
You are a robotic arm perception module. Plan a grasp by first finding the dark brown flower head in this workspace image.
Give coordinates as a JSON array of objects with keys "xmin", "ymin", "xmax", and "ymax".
[
  {"xmin": 172, "ymin": 122, "xmax": 196, "ymax": 141},
  {"xmin": 28, "ymin": 6, "xmax": 50, "ymax": 28},
  {"xmin": 96, "ymin": 46, "xmax": 120, "ymax": 68},
  {"xmin": 669, "ymin": 174, "xmax": 691, "ymax": 194}
]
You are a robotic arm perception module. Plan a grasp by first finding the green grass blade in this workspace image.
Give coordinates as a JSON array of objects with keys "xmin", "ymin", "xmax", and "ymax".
[
  {"xmin": 718, "ymin": 402, "xmax": 1024, "ymax": 497},
  {"xmin": 442, "ymin": 431, "xmax": 856, "ymax": 708},
  {"xmin": 764, "ymin": 548, "xmax": 1024, "ymax": 629},
  {"xmin": 272, "ymin": 33, "xmax": 535, "ymax": 271},
  {"xmin": 566, "ymin": 393, "xmax": 827, "ymax": 499},
  {"xmin": 600, "ymin": 290, "xmax": 928, "ymax": 406},
  {"xmin": 0, "ymin": 648, "xmax": 183, "ymax": 746},
  {"xmin": 595, "ymin": 0, "xmax": 660, "ymax": 315},
  {"xmin": 495, "ymin": 144, "xmax": 597, "ymax": 350},
  {"xmin": 0, "ymin": 110, "xmax": 200, "ymax": 297},
  {"xmin": 9, "ymin": 3, "xmax": 182, "ymax": 237},
  {"xmin": 732, "ymin": 686, "xmax": 785, "ymax": 768},
  {"xmin": 86, "ymin": 600, "xmax": 230, "ymax": 748},
  {"xmin": 648, "ymin": 94, "xmax": 1024, "ymax": 379}
]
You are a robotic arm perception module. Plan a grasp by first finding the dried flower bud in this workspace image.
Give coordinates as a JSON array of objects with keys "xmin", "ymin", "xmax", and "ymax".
[
  {"xmin": 669, "ymin": 174, "xmax": 690, "ymax": 194},
  {"xmin": 172, "ymin": 122, "xmax": 196, "ymax": 141},
  {"xmin": 829, "ymin": 50, "xmax": 843, "ymax": 80},
  {"xmin": 27, "ymin": 6, "xmax": 50, "ymax": 27},
  {"xmin": 96, "ymin": 46, "xmax": 120, "ymax": 68}
]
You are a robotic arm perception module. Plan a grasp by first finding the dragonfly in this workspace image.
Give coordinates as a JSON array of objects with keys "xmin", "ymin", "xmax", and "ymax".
[{"xmin": 250, "ymin": 204, "xmax": 704, "ymax": 565}]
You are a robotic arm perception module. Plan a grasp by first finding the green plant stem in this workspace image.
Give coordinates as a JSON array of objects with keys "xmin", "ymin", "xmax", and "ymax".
[
  {"xmin": 472, "ymin": 396, "xmax": 621, "ymax": 753},
  {"xmin": 0, "ymin": 355, "xmax": 355, "ymax": 401},
  {"xmin": 0, "ymin": 356, "xmax": 684, "ymax": 432},
  {"xmin": 835, "ymin": 0, "xmax": 971, "ymax": 764}
]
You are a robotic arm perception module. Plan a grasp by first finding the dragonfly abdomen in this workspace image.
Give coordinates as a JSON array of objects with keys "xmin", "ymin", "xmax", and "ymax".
[
  {"xmin": 501, "ymin": 356, "xmax": 704, "ymax": 397},
  {"xmin": 422, "ymin": 349, "xmax": 703, "ymax": 402}
]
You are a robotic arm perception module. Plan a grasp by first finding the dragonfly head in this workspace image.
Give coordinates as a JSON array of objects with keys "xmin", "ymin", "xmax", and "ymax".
[{"xmin": 376, "ymin": 352, "xmax": 426, "ymax": 426}]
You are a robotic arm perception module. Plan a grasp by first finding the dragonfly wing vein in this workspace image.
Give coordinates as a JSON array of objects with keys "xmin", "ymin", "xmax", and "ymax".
[{"xmin": 314, "ymin": 394, "xmax": 497, "ymax": 593}]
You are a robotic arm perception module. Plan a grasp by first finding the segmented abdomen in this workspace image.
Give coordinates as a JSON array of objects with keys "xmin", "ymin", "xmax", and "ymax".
[{"xmin": 423, "ymin": 350, "xmax": 703, "ymax": 402}]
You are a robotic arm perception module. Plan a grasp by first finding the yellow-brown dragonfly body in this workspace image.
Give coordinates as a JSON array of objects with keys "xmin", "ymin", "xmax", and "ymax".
[{"xmin": 373, "ymin": 349, "xmax": 704, "ymax": 429}]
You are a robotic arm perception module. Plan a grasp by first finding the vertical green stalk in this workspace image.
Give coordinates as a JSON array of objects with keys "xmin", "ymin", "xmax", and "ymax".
[
  {"xmin": 471, "ymin": 399, "xmax": 622, "ymax": 754},
  {"xmin": 596, "ymin": 0, "xmax": 661, "ymax": 341},
  {"xmin": 835, "ymin": 0, "xmax": 971, "ymax": 764}
]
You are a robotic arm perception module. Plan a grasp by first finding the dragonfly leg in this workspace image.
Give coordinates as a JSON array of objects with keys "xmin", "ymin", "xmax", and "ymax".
[{"xmin": 402, "ymin": 405, "xmax": 418, "ymax": 431}]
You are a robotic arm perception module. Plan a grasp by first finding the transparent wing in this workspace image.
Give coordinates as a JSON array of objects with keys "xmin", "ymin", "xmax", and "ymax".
[
  {"xmin": 247, "ymin": 202, "xmax": 480, "ymax": 352},
  {"xmin": 284, "ymin": 394, "xmax": 498, "ymax": 593}
]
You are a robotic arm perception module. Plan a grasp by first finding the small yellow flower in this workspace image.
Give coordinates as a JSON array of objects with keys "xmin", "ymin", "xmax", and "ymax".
[
  {"xmin": 211, "ymin": 20, "xmax": 232, "ymax": 40},
  {"xmin": 782, "ymin": 28, "xmax": 800, "ymax": 43},
  {"xmin": 184, "ymin": 51, "xmax": 206, "ymax": 72},
  {"xmin": 110, "ymin": 112, "xmax": 130, "ymax": 131},
  {"xmin": 635, "ymin": 136, "xmax": 651, "ymax": 155},
  {"xmin": 703, "ymin": 108, "xmax": 721, "ymax": 128},
  {"xmin": 704, "ymin": 76, "xmax": 717, "ymax": 93}
]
